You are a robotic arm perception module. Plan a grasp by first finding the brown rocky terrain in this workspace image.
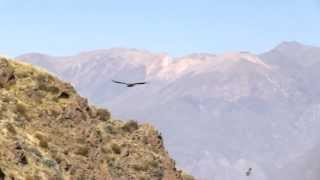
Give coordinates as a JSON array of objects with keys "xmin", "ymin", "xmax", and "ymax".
[{"xmin": 0, "ymin": 57, "xmax": 193, "ymax": 180}]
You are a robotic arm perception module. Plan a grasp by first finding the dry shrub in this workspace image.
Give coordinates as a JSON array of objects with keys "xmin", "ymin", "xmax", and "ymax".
[
  {"xmin": 111, "ymin": 143, "xmax": 121, "ymax": 154},
  {"xmin": 35, "ymin": 133, "xmax": 49, "ymax": 149},
  {"xmin": 96, "ymin": 108, "xmax": 111, "ymax": 121},
  {"xmin": 122, "ymin": 120, "xmax": 139, "ymax": 133}
]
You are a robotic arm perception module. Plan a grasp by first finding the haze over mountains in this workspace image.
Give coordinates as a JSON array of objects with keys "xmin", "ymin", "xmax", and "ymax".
[{"xmin": 17, "ymin": 41, "xmax": 320, "ymax": 180}]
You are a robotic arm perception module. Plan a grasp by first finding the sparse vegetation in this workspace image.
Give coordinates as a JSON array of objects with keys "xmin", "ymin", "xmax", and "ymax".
[
  {"xmin": 6, "ymin": 123, "xmax": 17, "ymax": 135},
  {"xmin": 96, "ymin": 108, "xmax": 111, "ymax": 121},
  {"xmin": 122, "ymin": 120, "xmax": 139, "ymax": 133},
  {"xmin": 111, "ymin": 143, "xmax": 121, "ymax": 154},
  {"xmin": 35, "ymin": 133, "xmax": 49, "ymax": 149},
  {"xmin": 0, "ymin": 57, "xmax": 187, "ymax": 180},
  {"xmin": 74, "ymin": 145, "xmax": 90, "ymax": 157},
  {"xmin": 15, "ymin": 103, "xmax": 27, "ymax": 117},
  {"xmin": 29, "ymin": 147, "xmax": 43, "ymax": 158},
  {"xmin": 101, "ymin": 144, "xmax": 112, "ymax": 154},
  {"xmin": 181, "ymin": 172, "xmax": 195, "ymax": 180},
  {"xmin": 0, "ymin": 168, "xmax": 5, "ymax": 179},
  {"xmin": 42, "ymin": 159, "xmax": 57, "ymax": 168},
  {"xmin": 58, "ymin": 91, "xmax": 70, "ymax": 99}
]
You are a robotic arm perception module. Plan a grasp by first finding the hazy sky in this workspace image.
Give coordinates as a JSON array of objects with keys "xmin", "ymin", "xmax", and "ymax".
[{"xmin": 0, "ymin": 0, "xmax": 319, "ymax": 56}]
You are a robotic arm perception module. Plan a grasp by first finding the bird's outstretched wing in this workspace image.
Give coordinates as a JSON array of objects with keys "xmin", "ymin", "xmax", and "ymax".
[
  {"xmin": 132, "ymin": 82, "xmax": 147, "ymax": 85},
  {"xmin": 112, "ymin": 80, "xmax": 129, "ymax": 85}
]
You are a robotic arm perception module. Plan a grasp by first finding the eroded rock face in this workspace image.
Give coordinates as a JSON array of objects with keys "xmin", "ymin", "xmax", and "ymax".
[{"xmin": 0, "ymin": 57, "xmax": 190, "ymax": 180}]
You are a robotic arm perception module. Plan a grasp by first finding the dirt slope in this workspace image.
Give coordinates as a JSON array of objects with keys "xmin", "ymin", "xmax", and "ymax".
[{"xmin": 0, "ymin": 57, "xmax": 193, "ymax": 180}]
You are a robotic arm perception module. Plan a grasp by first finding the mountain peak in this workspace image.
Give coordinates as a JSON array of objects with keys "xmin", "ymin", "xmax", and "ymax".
[
  {"xmin": 278, "ymin": 41, "xmax": 302, "ymax": 46},
  {"xmin": 76, "ymin": 48, "xmax": 167, "ymax": 58},
  {"xmin": 260, "ymin": 41, "xmax": 320, "ymax": 67},
  {"xmin": 17, "ymin": 52, "xmax": 53, "ymax": 60},
  {"xmin": 181, "ymin": 53, "xmax": 217, "ymax": 60},
  {"xmin": 274, "ymin": 41, "xmax": 307, "ymax": 52}
]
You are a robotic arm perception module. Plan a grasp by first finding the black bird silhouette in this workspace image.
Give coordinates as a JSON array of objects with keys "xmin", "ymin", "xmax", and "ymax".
[
  {"xmin": 246, "ymin": 168, "xmax": 252, "ymax": 176},
  {"xmin": 112, "ymin": 80, "xmax": 147, "ymax": 87}
]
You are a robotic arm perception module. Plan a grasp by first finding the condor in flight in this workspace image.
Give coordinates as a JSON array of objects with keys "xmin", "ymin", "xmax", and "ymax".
[{"xmin": 112, "ymin": 80, "xmax": 147, "ymax": 87}]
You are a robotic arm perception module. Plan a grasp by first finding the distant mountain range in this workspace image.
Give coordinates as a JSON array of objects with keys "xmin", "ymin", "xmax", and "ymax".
[{"xmin": 17, "ymin": 41, "xmax": 320, "ymax": 180}]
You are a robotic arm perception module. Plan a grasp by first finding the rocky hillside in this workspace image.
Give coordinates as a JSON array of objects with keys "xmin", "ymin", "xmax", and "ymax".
[{"xmin": 0, "ymin": 57, "xmax": 192, "ymax": 180}]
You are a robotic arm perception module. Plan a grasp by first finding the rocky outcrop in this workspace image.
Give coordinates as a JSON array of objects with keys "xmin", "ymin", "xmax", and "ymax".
[{"xmin": 0, "ymin": 57, "xmax": 192, "ymax": 180}]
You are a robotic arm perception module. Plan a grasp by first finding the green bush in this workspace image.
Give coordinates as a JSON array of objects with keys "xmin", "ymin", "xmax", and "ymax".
[{"xmin": 42, "ymin": 159, "xmax": 57, "ymax": 168}]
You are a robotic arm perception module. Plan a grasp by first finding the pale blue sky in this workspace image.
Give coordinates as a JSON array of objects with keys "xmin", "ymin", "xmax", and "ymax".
[{"xmin": 0, "ymin": 0, "xmax": 319, "ymax": 56}]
